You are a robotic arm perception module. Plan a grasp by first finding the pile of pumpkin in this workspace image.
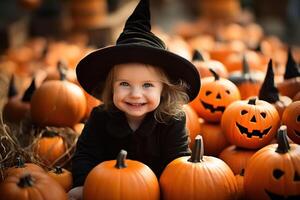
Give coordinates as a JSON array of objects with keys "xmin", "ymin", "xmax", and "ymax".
[{"xmin": 0, "ymin": 16, "xmax": 300, "ymax": 200}]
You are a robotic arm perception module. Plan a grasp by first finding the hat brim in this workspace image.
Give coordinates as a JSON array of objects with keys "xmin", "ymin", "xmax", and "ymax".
[{"xmin": 76, "ymin": 44, "xmax": 200, "ymax": 101}]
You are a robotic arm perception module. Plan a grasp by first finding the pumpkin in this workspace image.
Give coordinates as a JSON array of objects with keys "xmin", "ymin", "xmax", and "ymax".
[
  {"xmin": 30, "ymin": 73, "xmax": 87, "ymax": 127},
  {"xmin": 293, "ymin": 91, "xmax": 300, "ymax": 101},
  {"xmin": 0, "ymin": 171, "xmax": 67, "ymax": 200},
  {"xmin": 235, "ymin": 169, "xmax": 245, "ymax": 200},
  {"xmin": 3, "ymin": 76, "xmax": 35, "ymax": 122},
  {"xmin": 244, "ymin": 125, "xmax": 300, "ymax": 200},
  {"xmin": 183, "ymin": 104, "xmax": 201, "ymax": 149},
  {"xmin": 4, "ymin": 156, "xmax": 44, "ymax": 178},
  {"xmin": 83, "ymin": 150, "xmax": 160, "ymax": 200},
  {"xmin": 192, "ymin": 49, "xmax": 228, "ymax": 78},
  {"xmin": 258, "ymin": 59, "xmax": 292, "ymax": 118},
  {"xmin": 228, "ymin": 55, "xmax": 265, "ymax": 99},
  {"xmin": 277, "ymin": 47, "xmax": 300, "ymax": 98},
  {"xmin": 47, "ymin": 166, "xmax": 72, "ymax": 192},
  {"xmin": 282, "ymin": 101, "xmax": 300, "ymax": 144},
  {"xmin": 221, "ymin": 98, "xmax": 280, "ymax": 149},
  {"xmin": 33, "ymin": 131, "xmax": 66, "ymax": 166},
  {"xmin": 198, "ymin": 118, "xmax": 230, "ymax": 156},
  {"xmin": 219, "ymin": 145, "xmax": 256, "ymax": 175},
  {"xmin": 190, "ymin": 68, "xmax": 240, "ymax": 122},
  {"xmin": 159, "ymin": 135, "xmax": 237, "ymax": 200}
]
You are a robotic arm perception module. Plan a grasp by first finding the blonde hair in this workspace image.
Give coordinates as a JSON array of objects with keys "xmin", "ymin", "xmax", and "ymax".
[{"xmin": 101, "ymin": 64, "xmax": 189, "ymax": 123}]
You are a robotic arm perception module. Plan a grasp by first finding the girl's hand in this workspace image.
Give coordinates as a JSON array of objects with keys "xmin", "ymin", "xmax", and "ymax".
[{"xmin": 68, "ymin": 186, "xmax": 83, "ymax": 200}]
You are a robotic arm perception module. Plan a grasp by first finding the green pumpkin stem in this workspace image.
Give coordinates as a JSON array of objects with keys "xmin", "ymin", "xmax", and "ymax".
[
  {"xmin": 275, "ymin": 125, "xmax": 290, "ymax": 154},
  {"xmin": 248, "ymin": 98, "xmax": 257, "ymax": 105},
  {"xmin": 15, "ymin": 156, "xmax": 26, "ymax": 168},
  {"xmin": 189, "ymin": 135, "xmax": 204, "ymax": 163},
  {"xmin": 57, "ymin": 60, "xmax": 68, "ymax": 81},
  {"xmin": 18, "ymin": 174, "xmax": 34, "ymax": 188},
  {"xmin": 209, "ymin": 68, "xmax": 220, "ymax": 81},
  {"xmin": 115, "ymin": 149, "xmax": 128, "ymax": 169},
  {"xmin": 54, "ymin": 166, "xmax": 63, "ymax": 174}
]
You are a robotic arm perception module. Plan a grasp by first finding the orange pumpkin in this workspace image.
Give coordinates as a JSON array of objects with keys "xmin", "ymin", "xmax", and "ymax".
[
  {"xmin": 282, "ymin": 101, "xmax": 300, "ymax": 144},
  {"xmin": 34, "ymin": 131, "xmax": 66, "ymax": 166},
  {"xmin": 183, "ymin": 104, "xmax": 201, "ymax": 149},
  {"xmin": 160, "ymin": 135, "xmax": 237, "ymax": 200},
  {"xmin": 48, "ymin": 166, "xmax": 72, "ymax": 192},
  {"xmin": 83, "ymin": 150, "xmax": 160, "ymax": 200},
  {"xmin": 235, "ymin": 169, "xmax": 245, "ymax": 200},
  {"xmin": 190, "ymin": 68, "xmax": 240, "ymax": 122},
  {"xmin": 219, "ymin": 145, "xmax": 256, "ymax": 175},
  {"xmin": 30, "ymin": 77, "xmax": 87, "ymax": 127},
  {"xmin": 221, "ymin": 98, "xmax": 280, "ymax": 149},
  {"xmin": 0, "ymin": 171, "xmax": 67, "ymax": 200},
  {"xmin": 244, "ymin": 126, "xmax": 300, "ymax": 200}
]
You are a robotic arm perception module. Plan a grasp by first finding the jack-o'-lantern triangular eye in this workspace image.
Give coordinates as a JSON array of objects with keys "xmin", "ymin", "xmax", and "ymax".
[
  {"xmin": 205, "ymin": 91, "xmax": 212, "ymax": 96},
  {"xmin": 260, "ymin": 112, "xmax": 267, "ymax": 118},
  {"xmin": 273, "ymin": 169, "xmax": 284, "ymax": 179},
  {"xmin": 241, "ymin": 110, "xmax": 248, "ymax": 115},
  {"xmin": 294, "ymin": 171, "xmax": 300, "ymax": 181}
]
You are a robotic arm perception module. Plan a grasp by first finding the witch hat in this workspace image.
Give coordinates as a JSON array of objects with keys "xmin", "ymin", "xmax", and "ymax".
[{"xmin": 76, "ymin": 0, "xmax": 200, "ymax": 101}]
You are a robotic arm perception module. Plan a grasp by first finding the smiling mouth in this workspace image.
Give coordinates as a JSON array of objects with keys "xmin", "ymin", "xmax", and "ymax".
[
  {"xmin": 201, "ymin": 101, "xmax": 225, "ymax": 113},
  {"xmin": 265, "ymin": 189, "xmax": 300, "ymax": 200},
  {"xmin": 236, "ymin": 122, "xmax": 272, "ymax": 138}
]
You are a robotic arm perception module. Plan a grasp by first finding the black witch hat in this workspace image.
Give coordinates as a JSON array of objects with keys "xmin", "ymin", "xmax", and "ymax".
[{"xmin": 76, "ymin": 0, "xmax": 200, "ymax": 101}]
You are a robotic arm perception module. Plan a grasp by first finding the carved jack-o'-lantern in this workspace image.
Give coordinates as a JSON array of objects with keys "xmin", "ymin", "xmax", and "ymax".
[
  {"xmin": 244, "ymin": 126, "xmax": 300, "ymax": 200},
  {"xmin": 190, "ymin": 68, "xmax": 240, "ymax": 122},
  {"xmin": 221, "ymin": 98, "xmax": 280, "ymax": 149},
  {"xmin": 282, "ymin": 101, "xmax": 300, "ymax": 144}
]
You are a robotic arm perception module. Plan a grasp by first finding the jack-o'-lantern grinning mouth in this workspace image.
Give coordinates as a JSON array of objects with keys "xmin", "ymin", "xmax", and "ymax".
[
  {"xmin": 201, "ymin": 100, "xmax": 225, "ymax": 113},
  {"xmin": 265, "ymin": 189, "xmax": 300, "ymax": 200},
  {"xmin": 236, "ymin": 122, "xmax": 272, "ymax": 138}
]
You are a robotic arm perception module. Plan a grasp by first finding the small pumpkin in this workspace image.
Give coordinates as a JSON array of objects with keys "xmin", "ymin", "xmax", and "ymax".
[
  {"xmin": 190, "ymin": 68, "xmax": 240, "ymax": 122},
  {"xmin": 83, "ymin": 150, "xmax": 160, "ymax": 200},
  {"xmin": 282, "ymin": 101, "xmax": 300, "ymax": 144},
  {"xmin": 258, "ymin": 59, "xmax": 292, "ymax": 118},
  {"xmin": 0, "ymin": 171, "xmax": 67, "ymax": 200},
  {"xmin": 47, "ymin": 166, "xmax": 72, "ymax": 192},
  {"xmin": 33, "ymin": 130, "xmax": 66, "ymax": 166},
  {"xmin": 244, "ymin": 125, "xmax": 300, "ymax": 200},
  {"xmin": 30, "ymin": 71, "xmax": 87, "ymax": 127},
  {"xmin": 159, "ymin": 135, "xmax": 238, "ymax": 200},
  {"xmin": 221, "ymin": 98, "xmax": 280, "ymax": 149}
]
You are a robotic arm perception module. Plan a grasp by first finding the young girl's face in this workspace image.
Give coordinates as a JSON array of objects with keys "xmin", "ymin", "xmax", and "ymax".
[{"xmin": 113, "ymin": 63, "xmax": 164, "ymax": 122}]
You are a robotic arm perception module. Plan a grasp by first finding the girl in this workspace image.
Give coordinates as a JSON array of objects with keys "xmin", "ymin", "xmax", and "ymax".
[{"xmin": 68, "ymin": 0, "xmax": 200, "ymax": 199}]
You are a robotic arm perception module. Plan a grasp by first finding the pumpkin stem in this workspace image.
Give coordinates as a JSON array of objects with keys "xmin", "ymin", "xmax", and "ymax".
[
  {"xmin": 21, "ymin": 77, "xmax": 36, "ymax": 102},
  {"xmin": 8, "ymin": 75, "xmax": 18, "ymax": 98},
  {"xmin": 54, "ymin": 166, "xmax": 63, "ymax": 174},
  {"xmin": 188, "ymin": 135, "xmax": 204, "ymax": 163},
  {"xmin": 57, "ymin": 60, "xmax": 68, "ymax": 81},
  {"xmin": 42, "ymin": 130, "xmax": 59, "ymax": 138},
  {"xmin": 115, "ymin": 149, "xmax": 128, "ymax": 169},
  {"xmin": 247, "ymin": 98, "xmax": 256, "ymax": 105},
  {"xmin": 15, "ymin": 156, "xmax": 26, "ymax": 168},
  {"xmin": 18, "ymin": 174, "xmax": 34, "ymax": 188},
  {"xmin": 192, "ymin": 49, "xmax": 204, "ymax": 61},
  {"xmin": 209, "ymin": 68, "xmax": 219, "ymax": 81},
  {"xmin": 275, "ymin": 125, "xmax": 290, "ymax": 154}
]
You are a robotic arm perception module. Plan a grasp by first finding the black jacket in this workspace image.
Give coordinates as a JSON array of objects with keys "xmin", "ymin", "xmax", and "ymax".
[{"xmin": 71, "ymin": 105, "xmax": 191, "ymax": 187}]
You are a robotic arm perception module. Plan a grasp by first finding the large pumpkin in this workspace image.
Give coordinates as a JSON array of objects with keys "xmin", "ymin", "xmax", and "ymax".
[
  {"xmin": 0, "ymin": 171, "xmax": 67, "ymax": 200},
  {"xmin": 83, "ymin": 150, "xmax": 160, "ymax": 200},
  {"xmin": 221, "ymin": 98, "xmax": 280, "ymax": 149},
  {"xmin": 159, "ymin": 135, "xmax": 237, "ymax": 200},
  {"xmin": 30, "ymin": 77, "xmax": 86, "ymax": 127},
  {"xmin": 244, "ymin": 126, "xmax": 300, "ymax": 200},
  {"xmin": 282, "ymin": 101, "xmax": 300, "ymax": 144},
  {"xmin": 190, "ymin": 68, "xmax": 240, "ymax": 122}
]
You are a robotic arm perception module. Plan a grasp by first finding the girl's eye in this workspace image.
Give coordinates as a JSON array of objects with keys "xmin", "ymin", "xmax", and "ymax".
[
  {"xmin": 119, "ymin": 82, "xmax": 129, "ymax": 86},
  {"xmin": 143, "ymin": 83, "xmax": 153, "ymax": 88}
]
